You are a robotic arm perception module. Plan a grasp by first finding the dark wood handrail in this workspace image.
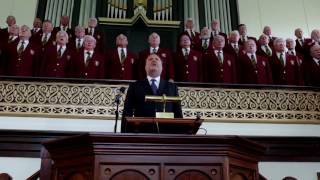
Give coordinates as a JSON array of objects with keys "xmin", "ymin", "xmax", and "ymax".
[{"xmin": 26, "ymin": 170, "xmax": 40, "ymax": 180}]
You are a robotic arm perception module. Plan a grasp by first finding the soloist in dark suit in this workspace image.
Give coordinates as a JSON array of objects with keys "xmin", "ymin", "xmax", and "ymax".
[{"xmin": 121, "ymin": 79, "xmax": 183, "ymax": 133}]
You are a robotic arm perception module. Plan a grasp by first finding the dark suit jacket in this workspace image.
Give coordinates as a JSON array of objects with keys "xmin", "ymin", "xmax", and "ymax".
[
  {"xmin": 106, "ymin": 48, "xmax": 137, "ymax": 80},
  {"xmin": 121, "ymin": 79, "xmax": 183, "ymax": 133},
  {"xmin": 138, "ymin": 48, "xmax": 174, "ymax": 80}
]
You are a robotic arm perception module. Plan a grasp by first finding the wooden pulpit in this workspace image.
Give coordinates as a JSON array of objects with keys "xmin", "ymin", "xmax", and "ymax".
[
  {"xmin": 41, "ymin": 133, "xmax": 265, "ymax": 180},
  {"xmin": 125, "ymin": 117, "xmax": 203, "ymax": 134}
]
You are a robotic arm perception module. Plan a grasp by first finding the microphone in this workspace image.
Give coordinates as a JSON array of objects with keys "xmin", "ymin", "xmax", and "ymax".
[
  {"xmin": 115, "ymin": 87, "xmax": 126, "ymax": 104},
  {"xmin": 114, "ymin": 87, "xmax": 126, "ymax": 133}
]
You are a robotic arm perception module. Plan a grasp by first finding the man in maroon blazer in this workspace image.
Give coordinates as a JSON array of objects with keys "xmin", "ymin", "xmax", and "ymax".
[
  {"xmin": 302, "ymin": 44, "xmax": 320, "ymax": 86},
  {"xmin": 68, "ymin": 26, "xmax": 85, "ymax": 52},
  {"xmin": 174, "ymin": 34, "xmax": 202, "ymax": 82},
  {"xmin": 177, "ymin": 18, "xmax": 200, "ymax": 49},
  {"xmin": 40, "ymin": 31, "xmax": 73, "ymax": 78},
  {"xmin": 31, "ymin": 18, "xmax": 42, "ymax": 37},
  {"xmin": 286, "ymin": 38, "xmax": 304, "ymax": 66},
  {"xmin": 52, "ymin": 15, "xmax": 74, "ymax": 39},
  {"xmin": 0, "ymin": 16, "xmax": 16, "ymax": 44},
  {"xmin": 85, "ymin": 17, "xmax": 104, "ymax": 53},
  {"xmin": 210, "ymin": 19, "xmax": 227, "ymax": 43},
  {"xmin": 106, "ymin": 34, "xmax": 136, "ymax": 80},
  {"xmin": 6, "ymin": 25, "xmax": 20, "ymax": 45},
  {"xmin": 303, "ymin": 29, "xmax": 320, "ymax": 60},
  {"xmin": 263, "ymin": 26, "xmax": 277, "ymax": 48},
  {"xmin": 238, "ymin": 39, "xmax": 272, "ymax": 84},
  {"xmin": 138, "ymin": 32, "xmax": 174, "ymax": 81},
  {"xmin": 294, "ymin": 28, "xmax": 311, "ymax": 55},
  {"xmin": 4, "ymin": 25, "xmax": 40, "ymax": 77},
  {"xmin": 202, "ymin": 35, "xmax": 237, "ymax": 83},
  {"xmin": 257, "ymin": 34, "xmax": 273, "ymax": 58},
  {"xmin": 269, "ymin": 38, "xmax": 303, "ymax": 85},
  {"xmin": 194, "ymin": 27, "xmax": 212, "ymax": 52},
  {"xmin": 70, "ymin": 35, "xmax": 105, "ymax": 79},
  {"xmin": 238, "ymin": 24, "xmax": 257, "ymax": 46},
  {"xmin": 224, "ymin": 30, "xmax": 243, "ymax": 58},
  {"xmin": 31, "ymin": 20, "xmax": 55, "ymax": 51}
]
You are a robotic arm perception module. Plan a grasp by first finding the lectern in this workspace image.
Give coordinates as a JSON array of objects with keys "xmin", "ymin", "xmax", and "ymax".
[
  {"xmin": 125, "ymin": 117, "xmax": 203, "ymax": 134},
  {"xmin": 41, "ymin": 133, "xmax": 265, "ymax": 180}
]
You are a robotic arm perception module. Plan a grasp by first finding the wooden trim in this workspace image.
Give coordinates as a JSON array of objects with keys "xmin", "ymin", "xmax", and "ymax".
[{"xmin": 0, "ymin": 130, "xmax": 320, "ymax": 162}]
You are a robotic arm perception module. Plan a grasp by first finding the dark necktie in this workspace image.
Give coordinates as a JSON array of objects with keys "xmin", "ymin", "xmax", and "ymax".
[
  {"xmin": 57, "ymin": 46, "xmax": 63, "ymax": 58},
  {"xmin": 184, "ymin": 48, "xmax": 189, "ymax": 60},
  {"xmin": 18, "ymin": 41, "xmax": 25, "ymax": 55},
  {"xmin": 77, "ymin": 39, "xmax": 81, "ymax": 50},
  {"xmin": 85, "ymin": 51, "xmax": 91, "ymax": 67},
  {"xmin": 120, "ymin": 48, "xmax": 126, "ymax": 64},
  {"xmin": 217, "ymin": 51, "xmax": 223, "ymax": 64},
  {"xmin": 42, "ymin": 34, "xmax": 48, "ymax": 45},
  {"xmin": 234, "ymin": 44, "xmax": 239, "ymax": 54},
  {"xmin": 152, "ymin": 48, "xmax": 157, "ymax": 54},
  {"xmin": 279, "ymin": 53, "xmax": 285, "ymax": 66},
  {"xmin": 203, "ymin": 40, "xmax": 208, "ymax": 49},
  {"xmin": 251, "ymin": 54, "xmax": 257, "ymax": 68},
  {"xmin": 150, "ymin": 79, "xmax": 158, "ymax": 95},
  {"xmin": 191, "ymin": 31, "xmax": 195, "ymax": 39},
  {"xmin": 265, "ymin": 45, "xmax": 271, "ymax": 56}
]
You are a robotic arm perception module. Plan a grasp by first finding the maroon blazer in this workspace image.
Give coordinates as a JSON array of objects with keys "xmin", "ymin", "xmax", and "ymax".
[
  {"xmin": 31, "ymin": 29, "xmax": 42, "ymax": 37},
  {"xmin": 224, "ymin": 43, "xmax": 244, "ymax": 58},
  {"xmin": 0, "ymin": 28, "xmax": 9, "ymax": 44},
  {"xmin": 106, "ymin": 48, "xmax": 137, "ymax": 80},
  {"xmin": 257, "ymin": 45, "xmax": 274, "ymax": 58},
  {"xmin": 238, "ymin": 54, "xmax": 273, "ymax": 84},
  {"xmin": 31, "ymin": 32, "xmax": 55, "ymax": 51},
  {"xmin": 138, "ymin": 48, "xmax": 174, "ymax": 80},
  {"xmin": 202, "ymin": 49, "xmax": 237, "ymax": 83},
  {"xmin": 302, "ymin": 58, "xmax": 320, "ymax": 86},
  {"xmin": 70, "ymin": 50, "xmax": 105, "ymax": 79},
  {"xmin": 193, "ymin": 38, "xmax": 213, "ymax": 52},
  {"xmin": 173, "ymin": 49, "xmax": 202, "ymax": 82},
  {"xmin": 269, "ymin": 53, "xmax": 303, "ymax": 85},
  {"xmin": 67, "ymin": 38, "xmax": 84, "ymax": 53},
  {"xmin": 4, "ymin": 42, "xmax": 40, "ymax": 76},
  {"xmin": 85, "ymin": 28, "xmax": 105, "ymax": 53},
  {"xmin": 295, "ymin": 38, "xmax": 311, "ymax": 55},
  {"xmin": 41, "ymin": 43, "xmax": 74, "ymax": 78}
]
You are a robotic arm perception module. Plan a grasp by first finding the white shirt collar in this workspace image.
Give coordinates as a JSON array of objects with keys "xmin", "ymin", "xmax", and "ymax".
[
  {"xmin": 150, "ymin": 47, "xmax": 159, "ymax": 53},
  {"xmin": 147, "ymin": 76, "xmax": 160, "ymax": 88},
  {"xmin": 17, "ymin": 40, "xmax": 29, "ymax": 50},
  {"xmin": 246, "ymin": 53, "xmax": 256, "ymax": 59},
  {"xmin": 313, "ymin": 58, "xmax": 320, "ymax": 65},
  {"xmin": 84, "ymin": 50, "xmax": 94, "ymax": 55},
  {"xmin": 57, "ymin": 45, "xmax": 66, "ymax": 50}
]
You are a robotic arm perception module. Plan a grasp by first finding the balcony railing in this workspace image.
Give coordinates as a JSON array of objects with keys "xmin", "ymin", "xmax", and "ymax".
[{"xmin": 0, "ymin": 76, "xmax": 319, "ymax": 124}]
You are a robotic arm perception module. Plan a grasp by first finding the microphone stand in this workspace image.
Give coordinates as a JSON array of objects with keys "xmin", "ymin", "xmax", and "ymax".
[{"xmin": 114, "ymin": 94, "xmax": 121, "ymax": 133}]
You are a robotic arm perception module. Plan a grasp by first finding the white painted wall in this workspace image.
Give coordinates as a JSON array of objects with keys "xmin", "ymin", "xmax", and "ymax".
[
  {"xmin": 238, "ymin": 0, "xmax": 320, "ymax": 39},
  {"xmin": 0, "ymin": 157, "xmax": 41, "ymax": 180},
  {"xmin": 0, "ymin": 0, "xmax": 38, "ymax": 28},
  {"xmin": 259, "ymin": 162, "xmax": 320, "ymax": 180}
]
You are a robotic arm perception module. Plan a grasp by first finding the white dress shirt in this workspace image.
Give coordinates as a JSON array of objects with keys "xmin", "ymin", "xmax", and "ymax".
[
  {"xmin": 147, "ymin": 76, "xmax": 160, "ymax": 88},
  {"xmin": 17, "ymin": 40, "xmax": 29, "ymax": 51},
  {"xmin": 117, "ymin": 47, "xmax": 127, "ymax": 62},
  {"xmin": 276, "ymin": 51, "xmax": 286, "ymax": 66},
  {"xmin": 84, "ymin": 50, "xmax": 94, "ymax": 64}
]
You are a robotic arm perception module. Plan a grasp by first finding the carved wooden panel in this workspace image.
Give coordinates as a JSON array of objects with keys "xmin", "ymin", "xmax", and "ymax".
[
  {"xmin": 230, "ymin": 166, "xmax": 255, "ymax": 180},
  {"xmin": 164, "ymin": 165, "xmax": 222, "ymax": 180},
  {"xmin": 99, "ymin": 165, "xmax": 159, "ymax": 180}
]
